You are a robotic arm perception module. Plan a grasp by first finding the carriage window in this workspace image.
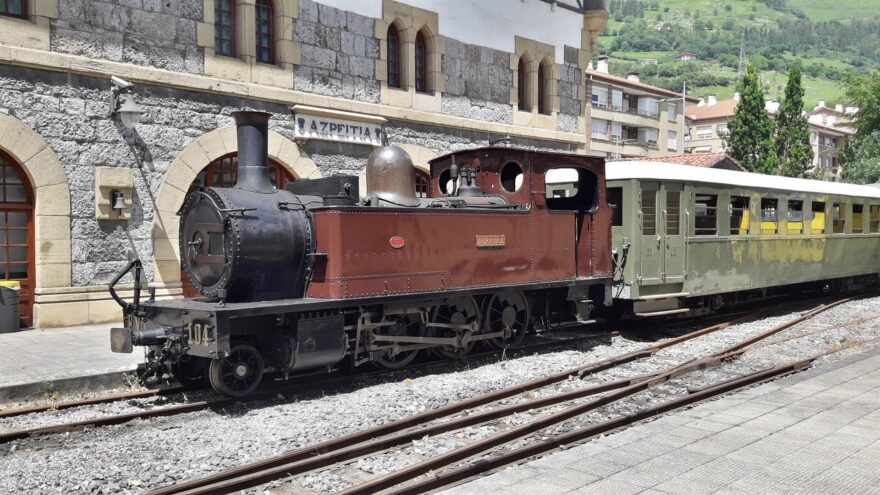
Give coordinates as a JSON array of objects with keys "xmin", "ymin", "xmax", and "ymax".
[
  {"xmin": 607, "ymin": 187, "xmax": 623, "ymax": 227},
  {"xmin": 787, "ymin": 200, "xmax": 804, "ymax": 234},
  {"xmin": 871, "ymin": 205, "xmax": 880, "ymax": 233},
  {"xmin": 852, "ymin": 204, "xmax": 864, "ymax": 234},
  {"xmin": 544, "ymin": 167, "xmax": 597, "ymax": 212},
  {"xmin": 730, "ymin": 196, "xmax": 750, "ymax": 235},
  {"xmin": 760, "ymin": 198, "xmax": 778, "ymax": 235},
  {"xmin": 812, "ymin": 201, "xmax": 826, "ymax": 234},
  {"xmin": 641, "ymin": 187, "xmax": 656, "ymax": 235},
  {"xmin": 694, "ymin": 194, "xmax": 717, "ymax": 235},
  {"xmin": 832, "ymin": 203, "xmax": 845, "ymax": 233},
  {"xmin": 666, "ymin": 190, "xmax": 680, "ymax": 235}
]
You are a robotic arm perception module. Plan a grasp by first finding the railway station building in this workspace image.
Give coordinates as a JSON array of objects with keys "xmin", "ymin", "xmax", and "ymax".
[{"xmin": 0, "ymin": 0, "xmax": 608, "ymax": 327}]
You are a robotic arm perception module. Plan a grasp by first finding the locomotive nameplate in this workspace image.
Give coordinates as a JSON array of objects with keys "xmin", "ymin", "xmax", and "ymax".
[{"xmin": 475, "ymin": 234, "xmax": 506, "ymax": 248}]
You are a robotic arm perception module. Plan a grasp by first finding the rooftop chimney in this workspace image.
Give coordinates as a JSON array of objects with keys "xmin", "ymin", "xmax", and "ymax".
[
  {"xmin": 818, "ymin": 100, "xmax": 826, "ymax": 108},
  {"xmin": 707, "ymin": 94, "xmax": 717, "ymax": 106},
  {"xmin": 697, "ymin": 97, "xmax": 706, "ymax": 107},
  {"xmin": 596, "ymin": 57, "xmax": 608, "ymax": 74},
  {"xmin": 232, "ymin": 111, "xmax": 274, "ymax": 193},
  {"xmin": 587, "ymin": 59, "xmax": 594, "ymax": 71},
  {"xmin": 626, "ymin": 72, "xmax": 640, "ymax": 82},
  {"xmin": 835, "ymin": 103, "xmax": 844, "ymax": 113},
  {"xmin": 733, "ymin": 92, "xmax": 741, "ymax": 103}
]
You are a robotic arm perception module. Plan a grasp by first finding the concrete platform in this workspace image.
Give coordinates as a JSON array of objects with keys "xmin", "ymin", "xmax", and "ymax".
[
  {"xmin": 0, "ymin": 323, "xmax": 144, "ymax": 402},
  {"xmin": 444, "ymin": 348, "xmax": 880, "ymax": 495}
]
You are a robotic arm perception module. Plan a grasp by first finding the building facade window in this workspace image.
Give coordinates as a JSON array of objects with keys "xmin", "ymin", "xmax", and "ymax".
[
  {"xmin": 255, "ymin": 0, "xmax": 274, "ymax": 64},
  {"xmin": 517, "ymin": 57, "xmax": 528, "ymax": 111},
  {"xmin": 0, "ymin": 150, "xmax": 34, "ymax": 327},
  {"xmin": 667, "ymin": 102, "xmax": 677, "ymax": 121},
  {"xmin": 591, "ymin": 119, "xmax": 608, "ymax": 140},
  {"xmin": 414, "ymin": 168, "xmax": 430, "ymax": 197},
  {"xmin": 696, "ymin": 125, "xmax": 713, "ymax": 140},
  {"xmin": 0, "ymin": 0, "xmax": 26, "ymax": 18},
  {"xmin": 387, "ymin": 25, "xmax": 401, "ymax": 88},
  {"xmin": 215, "ymin": 0, "xmax": 236, "ymax": 56},
  {"xmin": 537, "ymin": 62, "xmax": 549, "ymax": 115},
  {"xmin": 667, "ymin": 130, "xmax": 678, "ymax": 151},
  {"xmin": 415, "ymin": 31, "xmax": 427, "ymax": 93}
]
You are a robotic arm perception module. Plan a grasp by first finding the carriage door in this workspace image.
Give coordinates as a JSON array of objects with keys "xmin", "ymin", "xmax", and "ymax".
[
  {"xmin": 662, "ymin": 184, "xmax": 685, "ymax": 283},
  {"xmin": 638, "ymin": 183, "xmax": 662, "ymax": 286}
]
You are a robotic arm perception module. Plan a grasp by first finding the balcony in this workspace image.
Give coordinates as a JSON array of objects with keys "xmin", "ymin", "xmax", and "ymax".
[{"xmin": 591, "ymin": 100, "xmax": 660, "ymax": 120}]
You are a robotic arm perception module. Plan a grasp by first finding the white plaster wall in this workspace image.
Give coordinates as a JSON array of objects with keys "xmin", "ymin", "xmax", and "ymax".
[{"xmin": 314, "ymin": 0, "xmax": 583, "ymax": 64}]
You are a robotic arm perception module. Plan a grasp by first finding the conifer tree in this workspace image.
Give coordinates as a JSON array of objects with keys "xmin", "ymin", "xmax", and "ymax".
[
  {"xmin": 775, "ymin": 67, "xmax": 814, "ymax": 177},
  {"xmin": 726, "ymin": 65, "xmax": 777, "ymax": 174}
]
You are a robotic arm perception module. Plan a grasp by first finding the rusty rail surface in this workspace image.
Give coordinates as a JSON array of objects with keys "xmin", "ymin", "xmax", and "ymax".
[
  {"xmin": 162, "ymin": 299, "xmax": 848, "ymax": 495},
  {"xmin": 150, "ymin": 312, "xmax": 766, "ymax": 495},
  {"xmin": 0, "ymin": 329, "xmax": 621, "ymax": 445}
]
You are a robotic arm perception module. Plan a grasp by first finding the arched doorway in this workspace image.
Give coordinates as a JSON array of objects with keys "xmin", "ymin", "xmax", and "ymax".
[
  {"xmin": 180, "ymin": 153, "xmax": 294, "ymax": 297},
  {"xmin": 0, "ymin": 150, "xmax": 34, "ymax": 327}
]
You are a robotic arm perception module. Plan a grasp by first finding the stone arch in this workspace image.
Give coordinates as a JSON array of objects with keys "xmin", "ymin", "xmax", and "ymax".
[
  {"xmin": 0, "ymin": 113, "xmax": 71, "ymax": 298},
  {"xmin": 152, "ymin": 126, "xmax": 320, "ymax": 289},
  {"xmin": 358, "ymin": 143, "xmax": 436, "ymax": 196}
]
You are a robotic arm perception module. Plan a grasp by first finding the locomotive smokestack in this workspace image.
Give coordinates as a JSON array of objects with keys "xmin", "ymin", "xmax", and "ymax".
[{"xmin": 232, "ymin": 111, "xmax": 274, "ymax": 193}]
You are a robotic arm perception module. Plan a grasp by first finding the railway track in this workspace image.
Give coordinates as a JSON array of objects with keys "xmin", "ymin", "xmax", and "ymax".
[
  {"xmin": 0, "ymin": 326, "xmax": 629, "ymax": 443},
  {"xmin": 146, "ymin": 298, "xmax": 864, "ymax": 495}
]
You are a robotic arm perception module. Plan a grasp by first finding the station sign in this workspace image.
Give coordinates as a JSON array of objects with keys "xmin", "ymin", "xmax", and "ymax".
[{"xmin": 292, "ymin": 105, "xmax": 385, "ymax": 146}]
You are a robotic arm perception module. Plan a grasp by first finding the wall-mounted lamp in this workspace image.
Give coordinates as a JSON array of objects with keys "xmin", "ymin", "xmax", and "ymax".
[
  {"xmin": 111, "ymin": 190, "xmax": 126, "ymax": 211},
  {"xmin": 109, "ymin": 76, "xmax": 143, "ymax": 129}
]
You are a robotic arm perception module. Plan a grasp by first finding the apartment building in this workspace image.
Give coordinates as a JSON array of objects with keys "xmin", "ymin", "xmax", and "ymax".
[
  {"xmin": 586, "ymin": 58, "xmax": 694, "ymax": 159},
  {"xmin": 685, "ymin": 97, "xmax": 855, "ymax": 180}
]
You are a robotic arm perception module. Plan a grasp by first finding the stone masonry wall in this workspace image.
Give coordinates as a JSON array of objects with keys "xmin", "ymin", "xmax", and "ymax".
[
  {"xmin": 558, "ymin": 45, "xmax": 582, "ymax": 133},
  {"xmin": 293, "ymin": 0, "xmax": 381, "ymax": 103},
  {"xmin": 441, "ymin": 38, "xmax": 513, "ymax": 124},
  {"xmin": 0, "ymin": 66, "xmax": 295, "ymax": 286},
  {"xmin": 52, "ymin": 0, "xmax": 204, "ymax": 74}
]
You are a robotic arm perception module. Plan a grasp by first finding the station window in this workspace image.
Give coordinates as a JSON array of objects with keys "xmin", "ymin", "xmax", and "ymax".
[
  {"xmin": 760, "ymin": 198, "xmax": 778, "ymax": 235},
  {"xmin": 832, "ymin": 203, "xmax": 845, "ymax": 233},
  {"xmin": 811, "ymin": 201, "xmax": 826, "ymax": 234},
  {"xmin": 607, "ymin": 187, "xmax": 623, "ymax": 227},
  {"xmin": 694, "ymin": 194, "xmax": 717, "ymax": 235},
  {"xmin": 544, "ymin": 167, "xmax": 598, "ymax": 212},
  {"xmin": 870, "ymin": 205, "xmax": 880, "ymax": 233},
  {"xmin": 852, "ymin": 204, "xmax": 865, "ymax": 234},
  {"xmin": 641, "ymin": 187, "xmax": 656, "ymax": 235},
  {"xmin": 730, "ymin": 196, "xmax": 750, "ymax": 235},
  {"xmin": 787, "ymin": 200, "xmax": 804, "ymax": 235},
  {"xmin": 666, "ymin": 190, "xmax": 680, "ymax": 235}
]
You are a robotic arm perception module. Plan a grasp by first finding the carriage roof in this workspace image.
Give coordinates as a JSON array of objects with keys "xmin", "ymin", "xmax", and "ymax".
[{"xmin": 607, "ymin": 161, "xmax": 880, "ymax": 199}]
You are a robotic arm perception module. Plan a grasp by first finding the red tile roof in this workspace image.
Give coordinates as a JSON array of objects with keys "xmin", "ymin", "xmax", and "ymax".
[
  {"xmin": 614, "ymin": 153, "xmax": 745, "ymax": 171},
  {"xmin": 686, "ymin": 100, "xmax": 738, "ymax": 121}
]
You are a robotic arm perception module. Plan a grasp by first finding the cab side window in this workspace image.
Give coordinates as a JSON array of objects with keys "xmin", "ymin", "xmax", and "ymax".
[
  {"xmin": 694, "ymin": 194, "xmax": 718, "ymax": 235},
  {"xmin": 544, "ymin": 167, "xmax": 598, "ymax": 212},
  {"xmin": 607, "ymin": 187, "xmax": 623, "ymax": 227}
]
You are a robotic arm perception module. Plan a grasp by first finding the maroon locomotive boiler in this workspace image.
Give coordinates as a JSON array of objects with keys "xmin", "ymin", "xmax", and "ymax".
[{"xmin": 109, "ymin": 111, "xmax": 612, "ymax": 396}]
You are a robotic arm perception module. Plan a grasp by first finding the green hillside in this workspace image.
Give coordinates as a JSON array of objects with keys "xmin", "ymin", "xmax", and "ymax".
[{"xmin": 598, "ymin": 0, "xmax": 880, "ymax": 108}]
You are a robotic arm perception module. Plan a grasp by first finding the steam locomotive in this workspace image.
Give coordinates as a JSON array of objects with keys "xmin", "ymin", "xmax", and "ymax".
[{"xmin": 110, "ymin": 111, "xmax": 612, "ymax": 396}]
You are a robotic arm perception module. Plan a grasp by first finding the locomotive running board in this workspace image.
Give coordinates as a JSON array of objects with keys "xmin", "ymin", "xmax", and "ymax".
[{"xmin": 636, "ymin": 292, "xmax": 690, "ymax": 301}]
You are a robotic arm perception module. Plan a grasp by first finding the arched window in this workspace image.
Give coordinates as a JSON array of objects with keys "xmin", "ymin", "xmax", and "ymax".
[
  {"xmin": 517, "ymin": 57, "xmax": 528, "ymax": 111},
  {"xmin": 537, "ymin": 62, "xmax": 549, "ymax": 115},
  {"xmin": 255, "ymin": 0, "xmax": 274, "ymax": 64},
  {"xmin": 415, "ymin": 31, "xmax": 428, "ymax": 93},
  {"xmin": 0, "ymin": 0, "xmax": 26, "ymax": 18},
  {"xmin": 387, "ymin": 24, "xmax": 401, "ymax": 88},
  {"xmin": 0, "ymin": 150, "xmax": 34, "ymax": 327},
  {"xmin": 214, "ymin": 0, "xmax": 235, "ymax": 57},
  {"xmin": 414, "ymin": 168, "xmax": 430, "ymax": 198}
]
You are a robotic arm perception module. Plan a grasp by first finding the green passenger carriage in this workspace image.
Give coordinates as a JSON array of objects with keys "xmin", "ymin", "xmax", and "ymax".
[{"xmin": 606, "ymin": 162, "xmax": 880, "ymax": 317}]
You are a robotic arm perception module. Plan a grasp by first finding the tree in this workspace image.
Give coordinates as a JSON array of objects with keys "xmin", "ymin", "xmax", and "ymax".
[
  {"xmin": 726, "ymin": 65, "xmax": 777, "ymax": 174},
  {"xmin": 775, "ymin": 67, "xmax": 814, "ymax": 177},
  {"xmin": 839, "ymin": 72, "xmax": 880, "ymax": 183},
  {"xmin": 840, "ymin": 132, "xmax": 880, "ymax": 184}
]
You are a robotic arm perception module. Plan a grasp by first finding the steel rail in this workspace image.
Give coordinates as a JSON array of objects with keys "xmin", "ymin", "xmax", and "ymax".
[
  {"xmin": 345, "ymin": 301, "xmax": 851, "ymax": 495},
  {"xmin": 0, "ymin": 387, "xmax": 185, "ymax": 419},
  {"xmin": 151, "ymin": 313, "xmax": 760, "ymax": 494},
  {"xmin": 0, "ymin": 330, "xmax": 621, "ymax": 445}
]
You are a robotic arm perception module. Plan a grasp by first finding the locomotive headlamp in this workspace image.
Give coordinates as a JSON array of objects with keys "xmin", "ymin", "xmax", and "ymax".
[{"xmin": 109, "ymin": 76, "xmax": 143, "ymax": 129}]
